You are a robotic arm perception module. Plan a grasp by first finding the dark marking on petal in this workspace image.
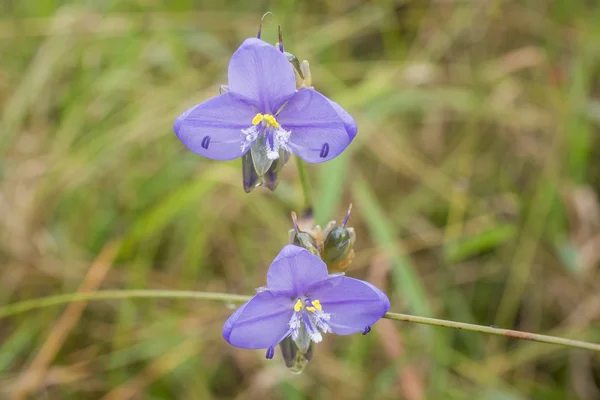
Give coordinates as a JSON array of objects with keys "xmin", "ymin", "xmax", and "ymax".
[
  {"xmin": 362, "ymin": 326, "xmax": 371, "ymax": 335},
  {"xmin": 265, "ymin": 346, "xmax": 275, "ymax": 359},
  {"xmin": 201, "ymin": 136, "xmax": 211, "ymax": 149},
  {"xmin": 319, "ymin": 143, "xmax": 330, "ymax": 158}
]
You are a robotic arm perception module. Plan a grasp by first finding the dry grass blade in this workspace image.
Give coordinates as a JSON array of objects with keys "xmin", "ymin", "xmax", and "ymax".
[{"xmin": 9, "ymin": 240, "xmax": 120, "ymax": 399}]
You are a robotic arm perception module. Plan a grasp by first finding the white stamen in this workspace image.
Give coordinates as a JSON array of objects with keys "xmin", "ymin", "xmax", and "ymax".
[
  {"xmin": 288, "ymin": 298, "xmax": 332, "ymax": 351},
  {"xmin": 266, "ymin": 127, "xmax": 291, "ymax": 160},
  {"xmin": 311, "ymin": 310, "xmax": 332, "ymax": 334},
  {"xmin": 304, "ymin": 316, "xmax": 323, "ymax": 343},
  {"xmin": 309, "ymin": 329, "xmax": 323, "ymax": 343},
  {"xmin": 288, "ymin": 313, "xmax": 302, "ymax": 341},
  {"xmin": 241, "ymin": 125, "xmax": 259, "ymax": 152},
  {"xmin": 241, "ymin": 122, "xmax": 291, "ymax": 160}
]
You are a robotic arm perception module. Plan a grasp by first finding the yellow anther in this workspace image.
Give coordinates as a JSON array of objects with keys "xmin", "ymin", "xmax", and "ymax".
[
  {"xmin": 263, "ymin": 114, "xmax": 280, "ymax": 128},
  {"xmin": 251, "ymin": 113, "xmax": 280, "ymax": 128},
  {"xmin": 294, "ymin": 299, "xmax": 303, "ymax": 312},
  {"xmin": 311, "ymin": 300, "xmax": 322, "ymax": 311},
  {"xmin": 306, "ymin": 306, "xmax": 316, "ymax": 313},
  {"xmin": 252, "ymin": 114, "xmax": 264, "ymax": 125}
]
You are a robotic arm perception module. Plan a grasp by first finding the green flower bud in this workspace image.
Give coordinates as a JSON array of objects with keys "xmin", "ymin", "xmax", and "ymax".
[
  {"xmin": 288, "ymin": 212, "xmax": 321, "ymax": 257},
  {"xmin": 242, "ymin": 151, "xmax": 261, "ymax": 193},
  {"xmin": 284, "ymin": 51, "xmax": 312, "ymax": 88},
  {"xmin": 241, "ymin": 136, "xmax": 290, "ymax": 193},
  {"xmin": 265, "ymin": 148, "xmax": 290, "ymax": 191},
  {"xmin": 321, "ymin": 204, "xmax": 356, "ymax": 273},
  {"xmin": 279, "ymin": 336, "xmax": 313, "ymax": 374}
]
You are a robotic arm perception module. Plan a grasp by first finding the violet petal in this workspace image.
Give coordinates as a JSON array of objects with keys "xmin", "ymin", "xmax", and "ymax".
[
  {"xmin": 228, "ymin": 38, "xmax": 296, "ymax": 113},
  {"xmin": 308, "ymin": 276, "xmax": 390, "ymax": 335},
  {"xmin": 267, "ymin": 245, "xmax": 329, "ymax": 297},
  {"xmin": 222, "ymin": 291, "xmax": 293, "ymax": 349},
  {"xmin": 325, "ymin": 96, "xmax": 358, "ymax": 141},
  {"xmin": 277, "ymin": 89, "xmax": 350, "ymax": 163},
  {"xmin": 174, "ymin": 93, "xmax": 255, "ymax": 160}
]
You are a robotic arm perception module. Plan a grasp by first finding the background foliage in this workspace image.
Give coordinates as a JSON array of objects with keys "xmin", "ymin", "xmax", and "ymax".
[{"xmin": 2, "ymin": 0, "xmax": 600, "ymax": 399}]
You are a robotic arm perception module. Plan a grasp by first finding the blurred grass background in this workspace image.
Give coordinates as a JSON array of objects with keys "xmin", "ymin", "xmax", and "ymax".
[{"xmin": 1, "ymin": 0, "xmax": 600, "ymax": 399}]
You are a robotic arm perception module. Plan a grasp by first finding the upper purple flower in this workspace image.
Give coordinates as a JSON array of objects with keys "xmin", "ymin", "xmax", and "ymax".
[
  {"xmin": 222, "ymin": 245, "xmax": 390, "ymax": 358},
  {"xmin": 174, "ymin": 38, "xmax": 357, "ymax": 165}
]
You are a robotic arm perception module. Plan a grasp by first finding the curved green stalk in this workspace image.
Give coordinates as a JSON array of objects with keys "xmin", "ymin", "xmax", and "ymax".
[
  {"xmin": 1, "ymin": 289, "xmax": 599, "ymax": 352},
  {"xmin": 383, "ymin": 312, "xmax": 600, "ymax": 352},
  {"xmin": 295, "ymin": 156, "xmax": 313, "ymax": 214},
  {"xmin": 0, "ymin": 290, "xmax": 251, "ymax": 319}
]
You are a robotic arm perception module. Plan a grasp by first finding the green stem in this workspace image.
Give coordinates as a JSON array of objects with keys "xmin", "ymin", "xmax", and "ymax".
[
  {"xmin": 295, "ymin": 156, "xmax": 313, "ymax": 214},
  {"xmin": 384, "ymin": 312, "xmax": 600, "ymax": 352},
  {"xmin": 1, "ymin": 290, "xmax": 599, "ymax": 352},
  {"xmin": 0, "ymin": 290, "xmax": 251, "ymax": 319}
]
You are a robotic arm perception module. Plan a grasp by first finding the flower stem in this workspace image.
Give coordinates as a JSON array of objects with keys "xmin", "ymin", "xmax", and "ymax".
[
  {"xmin": 1, "ymin": 290, "xmax": 598, "ymax": 352},
  {"xmin": 0, "ymin": 290, "xmax": 251, "ymax": 319},
  {"xmin": 295, "ymin": 157, "xmax": 313, "ymax": 214},
  {"xmin": 383, "ymin": 312, "xmax": 600, "ymax": 352}
]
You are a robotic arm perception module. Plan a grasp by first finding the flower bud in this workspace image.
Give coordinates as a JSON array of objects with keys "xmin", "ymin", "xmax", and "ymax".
[
  {"xmin": 284, "ymin": 51, "xmax": 312, "ymax": 88},
  {"xmin": 288, "ymin": 212, "xmax": 320, "ymax": 257},
  {"xmin": 265, "ymin": 148, "xmax": 290, "ymax": 191},
  {"xmin": 242, "ymin": 137, "xmax": 290, "ymax": 192},
  {"xmin": 279, "ymin": 336, "xmax": 313, "ymax": 374},
  {"xmin": 321, "ymin": 204, "xmax": 356, "ymax": 273},
  {"xmin": 242, "ymin": 152, "xmax": 261, "ymax": 193}
]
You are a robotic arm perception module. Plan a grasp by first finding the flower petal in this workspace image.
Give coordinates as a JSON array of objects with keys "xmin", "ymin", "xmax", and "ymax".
[
  {"xmin": 228, "ymin": 38, "xmax": 296, "ymax": 113},
  {"xmin": 308, "ymin": 276, "xmax": 390, "ymax": 335},
  {"xmin": 325, "ymin": 97, "xmax": 358, "ymax": 141},
  {"xmin": 223, "ymin": 291, "xmax": 294, "ymax": 349},
  {"xmin": 267, "ymin": 245, "xmax": 329, "ymax": 297},
  {"xmin": 174, "ymin": 93, "xmax": 256, "ymax": 160},
  {"xmin": 277, "ymin": 89, "xmax": 351, "ymax": 163}
]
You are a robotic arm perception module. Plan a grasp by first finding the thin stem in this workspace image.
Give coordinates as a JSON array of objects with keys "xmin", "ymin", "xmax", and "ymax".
[
  {"xmin": 384, "ymin": 312, "xmax": 600, "ymax": 352},
  {"xmin": 0, "ymin": 290, "xmax": 251, "ymax": 319},
  {"xmin": 295, "ymin": 156, "xmax": 313, "ymax": 214},
  {"xmin": 1, "ymin": 290, "xmax": 599, "ymax": 353}
]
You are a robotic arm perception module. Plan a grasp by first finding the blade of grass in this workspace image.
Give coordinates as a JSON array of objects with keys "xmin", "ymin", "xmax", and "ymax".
[{"xmin": 352, "ymin": 175, "xmax": 431, "ymax": 317}]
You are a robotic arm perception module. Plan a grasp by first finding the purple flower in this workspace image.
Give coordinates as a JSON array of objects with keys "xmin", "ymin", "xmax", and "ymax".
[
  {"xmin": 222, "ymin": 245, "xmax": 390, "ymax": 358},
  {"xmin": 173, "ymin": 38, "xmax": 357, "ymax": 185}
]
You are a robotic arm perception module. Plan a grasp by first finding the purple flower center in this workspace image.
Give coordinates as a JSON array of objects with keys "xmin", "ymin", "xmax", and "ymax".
[
  {"xmin": 241, "ymin": 112, "xmax": 291, "ymax": 164},
  {"xmin": 289, "ymin": 296, "xmax": 332, "ymax": 351}
]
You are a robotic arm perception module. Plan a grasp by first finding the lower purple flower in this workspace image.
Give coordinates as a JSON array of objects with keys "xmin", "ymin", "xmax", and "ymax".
[{"xmin": 222, "ymin": 245, "xmax": 390, "ymax": 359}]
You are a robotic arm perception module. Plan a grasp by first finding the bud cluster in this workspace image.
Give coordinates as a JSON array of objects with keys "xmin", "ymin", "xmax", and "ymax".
[{"xmin": 288, "ymin": 204, "xmax": 356, "ymax": 274}]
